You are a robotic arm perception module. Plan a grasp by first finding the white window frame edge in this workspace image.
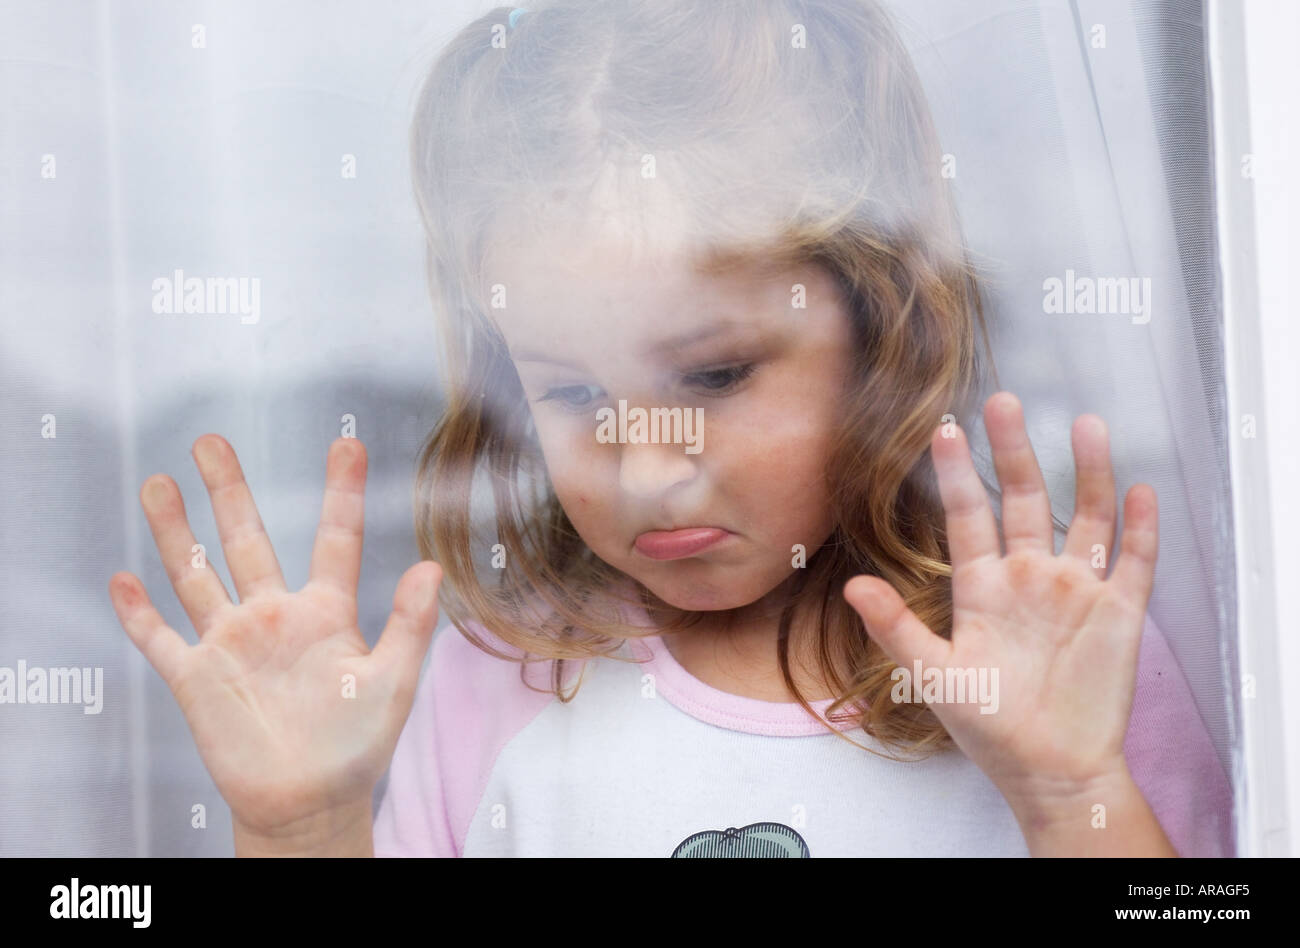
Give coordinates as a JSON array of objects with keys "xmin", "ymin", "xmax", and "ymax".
[{"xmin": 1207, "ymin": 0, "xmax": 1298, "ymax": 857}]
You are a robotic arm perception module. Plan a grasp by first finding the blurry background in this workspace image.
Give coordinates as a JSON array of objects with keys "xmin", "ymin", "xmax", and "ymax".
[{"xmin": 0, "ymin": 0, "xmax": 1245, "ymax": 855}]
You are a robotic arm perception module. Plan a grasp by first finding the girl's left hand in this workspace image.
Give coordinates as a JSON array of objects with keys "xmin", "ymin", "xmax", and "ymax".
[{"xmin": 844, "ymin": 391, "xmax": 1158, "ymax": 815}]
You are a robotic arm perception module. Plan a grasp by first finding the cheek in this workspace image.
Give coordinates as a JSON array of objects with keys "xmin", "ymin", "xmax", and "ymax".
[
  {"xmin": 716, "ymin": 403, "xmax": 837, "ymax": 534},
  {"xmin": 736, "ymin": 445, "xmax": 831, "ymax": 521},
  {"xmin": 534, "ymin": 427, "xmax": 614, "ymax": 521},
  {"xmin": 724, "ymin": 393, "xmax": 835, "ymax": 479},
  {"xmin": 553, "ymin": 481, "xmax": 623, "ymax": 558},
  {"xmin": 533, "ymin": 418, "xmax": 591, "ymax": 480}
]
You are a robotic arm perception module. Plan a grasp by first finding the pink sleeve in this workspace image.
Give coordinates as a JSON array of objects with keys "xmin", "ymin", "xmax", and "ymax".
[
  {"xmin": 372, "ymin": 628, "xmax": 455, "ymax": 857},
  {"xmin": 372, "ymin": 620, "xmax": 556, "ymax": 857},
  {"xmin": 1123, "ymin": 614, "xmax": 1235, "ymax": 857}
]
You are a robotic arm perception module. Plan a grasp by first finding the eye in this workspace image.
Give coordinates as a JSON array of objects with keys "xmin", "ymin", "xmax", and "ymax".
[
  {"xmin": 683, "ymin": 362, "xmax": 758, "ymax": 395},
  {"xmin": 536, "ymin": 383, "xmax": 602, "ymax": 412}
]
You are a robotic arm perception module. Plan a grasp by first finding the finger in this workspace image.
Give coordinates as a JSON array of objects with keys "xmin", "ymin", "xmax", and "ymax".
[
  {"xmin": 930, "ymin": 422, "xmax": 1000, "ymax": 567},
  {"xmin": 1109, "ymin": 484, "xmax": 1159, "ymax": 608},
  {"xmin": 984, "ymin": 392, "xmax": 1054, "ymax": 555},
  {"xmin": 1062, "ymin": 414, "xmax": 1117, "ymax": 577},
  {"xmin": 843, "ymin": 575, "xmax": 950, "ymax": 671},
  {"xmin": 371, "ymin": 561, "xmax": 443, "ymax": 675},
  {"xmin": 192, "ymin": 434, "xmax": 287, "ymax": 601},
  {"xmin": 139, "ymin": 474, "xmax": 234, "ymax": 635},
  {"xmin": 109, "ymin": 571, "xmax": 189, "ymax": 686},
  {"xmin": 308, "ymin": 438, "xmax": 368, "ymax": 599}
]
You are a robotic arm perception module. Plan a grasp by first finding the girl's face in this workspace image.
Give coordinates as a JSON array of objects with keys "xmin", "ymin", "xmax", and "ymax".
[{"xmin": 490, "ymin": 227, "xmax": 855, "ymax": 613}]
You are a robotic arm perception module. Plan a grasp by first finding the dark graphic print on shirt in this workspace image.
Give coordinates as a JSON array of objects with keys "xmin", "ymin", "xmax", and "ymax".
[{"xmin": 670, "ymin": 821, "xmax": 810, "ymax": 857}]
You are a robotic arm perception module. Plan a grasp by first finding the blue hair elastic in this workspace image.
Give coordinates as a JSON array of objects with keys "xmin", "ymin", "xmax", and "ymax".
[{"xmin": 508, "ymin": 7, "xmax": 527, "ymax": 29}]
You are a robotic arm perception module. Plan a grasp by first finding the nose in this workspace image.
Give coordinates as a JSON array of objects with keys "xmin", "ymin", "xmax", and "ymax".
[{"xmin": 618, "ymin": 439, "xmax": 698, "ymax": 499}]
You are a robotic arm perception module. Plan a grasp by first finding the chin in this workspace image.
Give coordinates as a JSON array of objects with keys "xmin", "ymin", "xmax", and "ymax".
[{"xmin": 633, "ymin": 566, "xmax": 770, "ymax": 614}]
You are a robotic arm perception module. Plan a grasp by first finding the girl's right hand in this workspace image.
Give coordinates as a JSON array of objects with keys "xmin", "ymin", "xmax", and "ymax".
[{"xmin": 108, "ymin": 435, "xmax": 442, "ymax": 855}]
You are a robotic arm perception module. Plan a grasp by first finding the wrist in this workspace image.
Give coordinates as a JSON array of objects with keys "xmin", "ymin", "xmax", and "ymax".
[
  {"xmin": 233, "ymin": 800, "xmax": 374, "ymax": 857},
  {"xmin": 999, "ymin": 763, "xmax": 1177, "ymax": 857},
  {"xmin": 998, "ymin": 760, "xmax": 1132, "ymax": 828}
]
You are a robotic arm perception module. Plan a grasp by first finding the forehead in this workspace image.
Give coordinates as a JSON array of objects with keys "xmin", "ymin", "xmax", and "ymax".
[
  {"xmin": 483, "ymin": 219, "xmax": 822, "ymax": 362},
  {"xmin": 479, "ymin": 166, "xmax": 823, "ymax": 357}
]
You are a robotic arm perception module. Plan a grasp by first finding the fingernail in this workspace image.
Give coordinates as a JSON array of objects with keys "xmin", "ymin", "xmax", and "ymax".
[
  {"xmin": 193, "ymin": 438, "xmax": 217, "ymax": 467},
  {"xmin": 143, "ymin": 477, "xmax": 170, "ymax": 506}
]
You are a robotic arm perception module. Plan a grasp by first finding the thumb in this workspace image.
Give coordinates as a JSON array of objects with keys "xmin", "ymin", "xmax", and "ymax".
[
  {"xmin": 371, "ymin": 560, "xmax": 443, "ymax": 675},
  {"xmin": 843, "ymin": 575, "xmax": 949, "ymax": 671}
]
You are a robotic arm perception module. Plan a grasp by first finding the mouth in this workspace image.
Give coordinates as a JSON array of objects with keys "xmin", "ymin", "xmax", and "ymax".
[{"xmin": 633, "ymin": 526, "xmax": 732, "ymax": 561}]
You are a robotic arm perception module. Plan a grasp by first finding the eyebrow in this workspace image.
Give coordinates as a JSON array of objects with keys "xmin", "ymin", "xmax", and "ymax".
[{"xmin": 510, "ymin": 319, "xmax": 744, "ymax": 368}]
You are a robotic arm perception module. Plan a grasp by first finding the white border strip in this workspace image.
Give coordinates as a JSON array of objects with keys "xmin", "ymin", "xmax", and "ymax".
[
  {"xmin": 95, "ymin": 0, "xmax": 151, "ymax": 858},
  {"xmin": 1207, "ymin": 0, "xmax": 1297, "ymax": 857}
]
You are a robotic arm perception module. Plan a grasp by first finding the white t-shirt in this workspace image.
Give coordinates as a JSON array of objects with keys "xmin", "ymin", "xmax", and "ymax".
[{"xmin": 373, "ymin": 600, "xmax": 1233, "ymax": 857}]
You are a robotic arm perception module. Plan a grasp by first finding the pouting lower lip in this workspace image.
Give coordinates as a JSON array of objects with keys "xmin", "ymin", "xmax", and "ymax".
[{"xmin": 633, "ymin": 527, "xmax": 730, "ymax": 561}]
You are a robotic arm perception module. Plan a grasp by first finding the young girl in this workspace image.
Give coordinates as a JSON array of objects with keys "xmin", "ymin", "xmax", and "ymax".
[{"xmin": 108, "ymin": 0, "xmax": 1232, "ymax": 857}]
